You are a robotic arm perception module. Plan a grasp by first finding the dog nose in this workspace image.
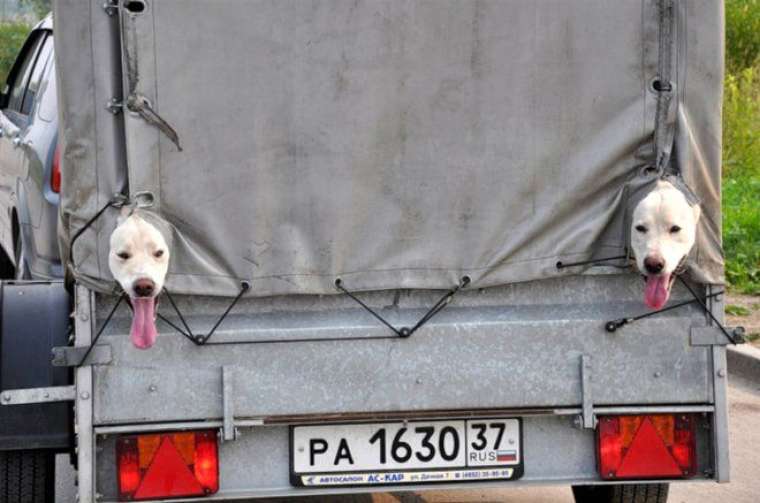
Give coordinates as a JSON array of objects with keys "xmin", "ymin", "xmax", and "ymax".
[
  {"xmin": 133, "ymin": 278, "xmax": 155, "ymax": 297},
  {"xmin": 644, "ymin": 256, "xmax": 665, "ymax": 274}
]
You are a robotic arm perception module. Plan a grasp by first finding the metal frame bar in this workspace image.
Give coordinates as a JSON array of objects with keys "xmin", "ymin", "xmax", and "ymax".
[
  {"xmin": 0, "ymin": 386, "xmax": 75, "ymax": 404},
  {"xmin": 222, "ymin": 366, "xmax": 236, "ymax": 441},
  {"xmin": 92, "ymin": 404, "xmax": 715, "ymax": 435},
  {"xmin": 712, "ymin": 344, "xmax": 730, "ymax": 482},
  {"xmin": 581, "ymin": 355, "xmax": 595, "ymax": 428},
  {"xmin": 76, "ymin": 285, "xmax": 96, "ymax": 503}
]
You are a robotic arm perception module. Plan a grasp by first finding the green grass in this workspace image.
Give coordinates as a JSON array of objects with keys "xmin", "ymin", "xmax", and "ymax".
[
  {"xmin": 726, "ymin": 0, "xmax": 760, "ymax": 73},
  {"xmin": 0, "ymin": 22, "xmax": 31, "ymax": 86},
  {"xmin": 723, "ymin": 173, "xmax": 760, "ymax": 294},
  {"xmin": 726, "ymin": 304, "xmax": 751, "ymax": 316},
  {"xmin": 723, "ymin": 0, "xmax": 760, "ymax": 295}
]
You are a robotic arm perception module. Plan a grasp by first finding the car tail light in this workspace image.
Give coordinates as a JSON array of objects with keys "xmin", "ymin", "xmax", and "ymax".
[
  {"xmin": 117, "ymin": 430, "xmax": 219, "ymax": 501},
  {"xmin": 597, "ymin": 414, "xmax": 697, "ymax": 480},
  {"xmin": 51, "ymin": 143, "xmax": 61, "ymax": 193}
]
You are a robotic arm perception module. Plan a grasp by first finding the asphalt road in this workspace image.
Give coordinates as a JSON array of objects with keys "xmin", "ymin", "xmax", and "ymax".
[{"xmin": 56, "ymin": 376, "xmax": 760, "ymax": 502}]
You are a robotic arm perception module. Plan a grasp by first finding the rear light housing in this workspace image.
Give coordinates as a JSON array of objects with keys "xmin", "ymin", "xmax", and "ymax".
[
  {"xmin": 597, "ymin": 414, "xmax": 697, "ymax": 480},
  {"xmin": 117, "ymin": 430, "xmax": 219, "ymax": 501},
  {"xmin": 51, "ymin": 143, "xmax": 61, "ymax": 193}
]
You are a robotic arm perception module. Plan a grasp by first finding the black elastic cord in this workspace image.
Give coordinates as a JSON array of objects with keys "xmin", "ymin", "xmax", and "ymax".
[
  {"xmin": 335, "ymin": 279, "xmax": 405, "ymax": 337},
  {"xmin": 69, "ymin": 195, "xmax": 128, "ymax": 272},
  {"xmin": 160, "ymin": 281, "xmax": 251, "ymax": 345},
  {"xmin": 556, "ymin": 255, "xmax": 628, "ymax": 270},
  {"xmin": 77, "ymin": 294, "xmax": 126, "ymax": 367},
  {"xmin": 406, "ymin": 276, "xmax": 470, "ymax": 336},
  {"xmin": 605, "ymin": 291, "xmax": 723, "ymax": 333},
  {"xmin": 676, "ymin": 276, "xmax": 736, "ymax": 344},
  {"xmin": 161, "ymin": 288, "xmax": 196, "ymax": 340},
  {"xmin": 335, "ymin": 277, "xmax": 470, "ymax": 338}
]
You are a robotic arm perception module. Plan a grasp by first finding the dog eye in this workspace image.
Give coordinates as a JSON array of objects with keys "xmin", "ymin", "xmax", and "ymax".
[
  {"xmin": 154, "ymin": 250, "xmax": 165, "ymax": 258},
  {"xmin": 670, "ymin": 225, "xmax": 681, "ymax": 233},
  {"xmin": 635, "ymin": 225, "xmax": 647, "ymax": 233},
  {"xmin": 117, "ymin": 252, "xmax": 131, "ymax": 260}
]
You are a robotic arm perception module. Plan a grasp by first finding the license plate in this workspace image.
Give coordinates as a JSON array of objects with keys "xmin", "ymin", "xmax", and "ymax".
[{"xmin": 290, "ymin": 418, "xmax": 522, "ymax": 487}]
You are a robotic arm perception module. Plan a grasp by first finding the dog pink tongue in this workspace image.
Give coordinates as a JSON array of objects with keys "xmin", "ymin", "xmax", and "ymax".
[
  {"xmin": 644, "ymin": 274, "xmax": 671, "ymax": 310},
  {"xmin": 130, "ymin": 297, "xmax": 157, "ymax": 349}
]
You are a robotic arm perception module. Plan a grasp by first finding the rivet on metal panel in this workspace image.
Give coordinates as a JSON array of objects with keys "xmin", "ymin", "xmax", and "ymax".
[
  {"xmin": 80, "ymin": 391, "xmax": 90, "ymax": 400},
  {"xmin": 717, "ymin": 369, "xmax": 727, "ymax": 378},
  {"xmin": 105, "ymin": 98, "xmax": 123, "ymax": 115},
  {"xmin": 572, "ymin": 416, "xmax": 583, "ymax": 430},
  {"xmin": 148, "ymin": 384, "xmax": 157, "ymax": 393},
  {"xmin": 102, "ymin": 0, "xmax": 118, "ymax": 16},
  {"xmin": 654, "ymin": 371, "xmax": 662, "ymax": 378}
]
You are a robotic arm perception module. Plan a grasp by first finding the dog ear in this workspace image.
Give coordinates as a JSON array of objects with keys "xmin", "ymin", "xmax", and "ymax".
[
  {"xmin": 117, "ymin": 205, "xmax": 132, "ymax": 225},
  {"xmin": 691, "ymin": 203, "xmax": 701, "ymax": 223}
]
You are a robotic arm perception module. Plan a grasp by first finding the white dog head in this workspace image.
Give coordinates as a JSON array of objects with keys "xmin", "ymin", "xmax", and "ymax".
[
  {"xmin": 108, "ymin": 213, "xmax": 170, "ymax": 349},
  {"xmin": 630, "ymin": 180, "xmax": 701, "ymax": 310}
]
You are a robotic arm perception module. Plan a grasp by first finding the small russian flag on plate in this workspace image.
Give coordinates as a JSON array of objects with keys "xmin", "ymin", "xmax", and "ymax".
[{"xmin": 496, "ymin": 450, "xmax": 517, "ymax": 462}]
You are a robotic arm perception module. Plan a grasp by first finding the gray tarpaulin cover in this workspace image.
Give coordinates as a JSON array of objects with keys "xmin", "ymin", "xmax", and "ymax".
[{"xmin": 55, "ymin": 0, "xmax": 723, "ymax": 297}]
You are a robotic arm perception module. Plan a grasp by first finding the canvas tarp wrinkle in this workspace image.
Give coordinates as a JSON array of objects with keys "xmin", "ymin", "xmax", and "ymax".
[{"xmin": 55, "ymin": 0, "xmax": 724, "ymax": 297}]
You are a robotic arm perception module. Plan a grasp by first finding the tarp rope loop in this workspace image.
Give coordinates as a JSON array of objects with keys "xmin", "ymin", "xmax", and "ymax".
[{"xmin": 335, "ymin": 276, "xmax": 470, "ymax": 338}]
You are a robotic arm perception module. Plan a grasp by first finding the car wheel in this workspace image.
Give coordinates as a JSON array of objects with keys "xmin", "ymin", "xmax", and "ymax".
[
  {"xmin": 14, "ymin": 235, "xmax": 31, "ymax": 279},
  {"xmin": 572, "ymin": 483, "xmax": 669, "ymax": 503},
  {"xmin": 0, "ymin": 450, "xmax": 56, "ymax": 503}
]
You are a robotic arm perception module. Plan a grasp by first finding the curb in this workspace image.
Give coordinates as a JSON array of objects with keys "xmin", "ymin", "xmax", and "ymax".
[{"xmin": 727, "ymin": 344, "xmax": 760, "ymax": 383}]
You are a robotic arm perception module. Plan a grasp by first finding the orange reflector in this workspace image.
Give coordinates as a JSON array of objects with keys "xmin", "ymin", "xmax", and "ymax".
[
  {"xmin": 597, "ymin": 414, "xmax": 697, "ymax": 480},
  {"xmin": 117, "ymin": 430, "xmax": 219, "ymax": 501}
]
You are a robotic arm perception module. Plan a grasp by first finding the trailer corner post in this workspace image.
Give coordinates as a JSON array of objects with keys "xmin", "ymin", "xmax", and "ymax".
[
  {"xmin": 75, "ymin": 285, "xmax": 97, "ymax": 503},
  {"xmin": 712, "ymin": 344, "xmax": 730, "ymax": 482}
]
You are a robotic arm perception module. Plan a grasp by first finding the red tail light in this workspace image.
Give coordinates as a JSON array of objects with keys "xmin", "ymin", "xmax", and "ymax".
[
  {"xmin": 51, "ymin": 143, "xmax": 61, "ymax": 193},
  {"xmin": 597, "ymin": 414, "xmax": 697, "ymax": 480},
  {"xmin": 116, "ymin": 430, "xmax": 219, "ymax": 501}
]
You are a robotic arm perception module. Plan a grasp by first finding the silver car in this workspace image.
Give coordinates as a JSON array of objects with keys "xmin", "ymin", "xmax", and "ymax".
[{"xmin": 0, "ymin": 15, "xmax": 60, "ymax": 280}]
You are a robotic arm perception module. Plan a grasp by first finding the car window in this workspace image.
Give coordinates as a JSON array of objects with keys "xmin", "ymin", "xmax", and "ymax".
[
  {"xmin": 21, "ymin": 34, "xmax": 53, "ymax": 116},
  {"xmin": 6, "ymin": 33, "xmax": 45, "ymax": 114},
  {"xmin": 37, "ymin": 48, "xmax": 57, "ymax": 123}
]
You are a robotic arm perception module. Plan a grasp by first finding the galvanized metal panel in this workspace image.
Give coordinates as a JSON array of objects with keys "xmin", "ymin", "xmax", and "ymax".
[{"xmin": 93, "ymin": 275, "xmax": 713, "ymax": 425}]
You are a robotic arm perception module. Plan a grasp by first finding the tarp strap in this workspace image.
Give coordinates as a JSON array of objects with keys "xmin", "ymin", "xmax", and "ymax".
[
  {"xmin": 335, "ymin": 276, "xmax": 470, "ymax": 338},
  {"xmin": 653, "ymin": 0, "xmax": 678, "ymax": 174},
  {"xmin": 126, "ymin": 94, "xmax": 183, "ymax": 151},
  {"xmin": 160, "ymin": 281, "xmax": 251, "ymax": 345}
]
